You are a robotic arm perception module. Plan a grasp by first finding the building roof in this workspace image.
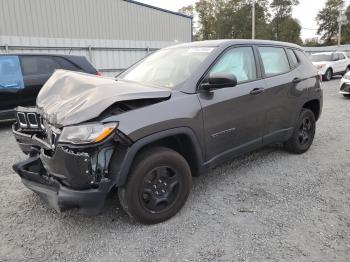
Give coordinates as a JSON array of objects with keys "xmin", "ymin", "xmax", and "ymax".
[{"xmin": 124, "ymin": 0, "xmax": 193, "ymax": 19}]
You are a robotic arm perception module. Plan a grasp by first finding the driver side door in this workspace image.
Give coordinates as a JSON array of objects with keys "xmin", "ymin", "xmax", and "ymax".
[{"xmin": 197, "ymin": 46, "xmax": 268, "ymax": 164}]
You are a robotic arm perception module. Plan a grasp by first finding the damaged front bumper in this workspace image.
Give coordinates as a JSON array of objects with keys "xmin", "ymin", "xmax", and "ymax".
[{"xmin": 12, "ymin": 120, "xmax": 119, "ymax": 215}]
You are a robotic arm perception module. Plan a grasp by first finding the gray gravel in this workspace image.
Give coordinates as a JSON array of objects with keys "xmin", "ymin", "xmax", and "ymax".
[{"xmin": 1, "ymin": 78, "xmax": 350, "ymax": 262}]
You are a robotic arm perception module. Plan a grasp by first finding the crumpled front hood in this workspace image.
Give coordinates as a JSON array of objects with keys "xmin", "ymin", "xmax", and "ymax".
[{"xmin": 36, "ymin": 70, "xmax": 171, "ymax": 127}]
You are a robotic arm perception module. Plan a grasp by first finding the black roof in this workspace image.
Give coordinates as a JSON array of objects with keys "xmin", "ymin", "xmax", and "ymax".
[{"xmin": 169, "ymin": 39, "xmax": 302, "ymax": 49}]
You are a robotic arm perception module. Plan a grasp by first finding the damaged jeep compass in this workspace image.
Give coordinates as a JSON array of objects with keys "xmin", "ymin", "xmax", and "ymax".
[{"xmin": 12, "ymin": 40, "xmax": 323, "ymax": 224}]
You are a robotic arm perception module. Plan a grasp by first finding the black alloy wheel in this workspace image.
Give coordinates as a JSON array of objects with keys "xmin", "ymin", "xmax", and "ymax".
[
  {"xmin": 118, "ymin": 147, "xmax": 192, "ymax": 224},
  {"xmin": 297, "ymin": 117, "xmax": 312, "ymax": 146},
  {"xmin": 140, "ymin": 166, "xmax": 182, "ymax": 213},
  {"xmin": 285, "ymin": 109, "xmax": 316, "ymax": 154}
]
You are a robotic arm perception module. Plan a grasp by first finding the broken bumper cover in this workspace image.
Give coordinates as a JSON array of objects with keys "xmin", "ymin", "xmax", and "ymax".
[
  {"xmin": 13, "ymin": 156, "xmax": 113, "ymax": 215},
  {"xmin": 12, "ymin": 123, "xmax": 116, "ymax": 215}
]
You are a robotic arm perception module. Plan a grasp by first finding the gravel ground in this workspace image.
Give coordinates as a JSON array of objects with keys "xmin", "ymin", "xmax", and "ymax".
[{"xmin": 1, "ymin": 78, "xmax": 350, "ymax": 262}]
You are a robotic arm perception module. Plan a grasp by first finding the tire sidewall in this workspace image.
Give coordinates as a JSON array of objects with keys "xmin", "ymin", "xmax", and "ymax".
[
  {"xmin": 290, "ymin": 109, "xmax": 316, "ymax": 153},
  {"xmin": 122, "ymin": 147, "xmax": 192, "ymax": 224}
]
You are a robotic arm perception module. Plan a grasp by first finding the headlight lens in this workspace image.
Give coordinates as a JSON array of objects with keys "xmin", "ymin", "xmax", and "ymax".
[
  {"xmin": 316, "ymin": 64, "xmax": 326, "ymax": 69},
  {"xmin": 58, "ymin": 122, "xmax": 118, "ymax": 144},
  {"xmin": 344, "ymin": 74, "xmax": 350, "ymax": 80}
]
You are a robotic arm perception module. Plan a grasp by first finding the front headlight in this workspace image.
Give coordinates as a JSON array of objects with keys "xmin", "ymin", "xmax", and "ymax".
[
  {"xmin": 316, "ymin": 64, "xmax": 326, "ymax": 70},
  {"xmin": 343, "ymin": 74, "xmax": 350, "ymax": 80},
  {"xmin": 58, "ymin": 122, "xmax": 118, "ymax": 145}
]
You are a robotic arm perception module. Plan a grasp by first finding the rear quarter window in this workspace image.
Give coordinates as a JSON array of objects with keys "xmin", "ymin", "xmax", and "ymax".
[
  {"xmin": 0, "ymin": 56, "xmax": 24, "ymax": 90},
  {"xmin": 286, "ymin": 49, "xmax": 299, "ymax": 68},
  {"xmin": 54, "ymin": 57, "xmax": 81, "ymax": 71},
  {"xmin": 258, "ymin": 46, "xmax": 290, "ymax": 77}
]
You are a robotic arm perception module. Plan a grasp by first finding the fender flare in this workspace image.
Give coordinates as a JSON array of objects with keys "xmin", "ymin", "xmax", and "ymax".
[{"xmin": 110, "ymin": 127, "xmax": 205, "ymax": 187}]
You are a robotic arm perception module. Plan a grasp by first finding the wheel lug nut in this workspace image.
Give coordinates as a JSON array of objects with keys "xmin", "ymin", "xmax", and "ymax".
[
  {"xmin": 155, "ymin": 191, "xmax": 159, "ymax": 195},
  {"xmin": 158, "ymin": 179, "xmax": 162, "ymax": 183},
  {"xmin": 164, "ymin": 182, "xmax": 167, "ymax": 186},
  {"xmin": 161, "ymin": 189, "xmax": 165, "ymax": 193}
]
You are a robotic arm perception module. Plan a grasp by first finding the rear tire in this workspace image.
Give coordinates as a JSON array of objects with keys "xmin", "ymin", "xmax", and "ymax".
[
  {"xmin": 285, "ymin": 109, "xmax": 316, "ymax": 154},
  {"xmin": 118, "ymin": 147, "xmax": 192, "ymax": 224},
  {"xmin": 323, "ymin": 68, "xmax": 332, "ymax": 81}
]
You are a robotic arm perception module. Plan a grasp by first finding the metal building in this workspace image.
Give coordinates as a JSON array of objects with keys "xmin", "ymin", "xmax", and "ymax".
[{"xmin": 0, "ymin": 0, "xmax": 192, "ymax": 76}]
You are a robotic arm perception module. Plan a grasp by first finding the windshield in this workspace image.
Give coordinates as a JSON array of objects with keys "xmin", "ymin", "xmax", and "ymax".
[
  {"xmin": 310, "ymin": 54, "xmax": 332, "ymax": 62},
  {"xmin": 119, "ymin": 47, "xmax": 214, "ymax": 88}
]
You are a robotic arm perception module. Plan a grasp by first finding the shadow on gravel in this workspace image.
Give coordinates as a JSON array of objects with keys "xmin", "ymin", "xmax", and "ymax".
[
  {"xmin": 40, "ymin": 143, "xmax": 291, "ymax": 226},
  {"xmin": 0, "ymin": 120, "xmax": 14, "ymax": 131}
]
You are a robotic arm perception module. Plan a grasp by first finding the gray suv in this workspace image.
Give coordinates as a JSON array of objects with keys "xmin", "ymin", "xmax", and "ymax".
[{"xmin": 12, "ymin": 40, "xmax": 323, "ymax": 224}]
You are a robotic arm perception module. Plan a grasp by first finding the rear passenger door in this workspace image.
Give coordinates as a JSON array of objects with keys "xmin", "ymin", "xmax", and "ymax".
[
  {"xmin": 20, "ymin": 56, "xmax": 62, "ymax": 105},
  {"xmin": 337, "ymin": 53, "xmax": 348, "ymax": 73},
  {"xmin": 257, "ymin": 46, "xmax": 301, "ymax": 144}
]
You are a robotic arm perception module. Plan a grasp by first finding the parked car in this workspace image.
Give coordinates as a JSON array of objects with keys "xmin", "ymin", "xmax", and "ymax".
[
  {"xmin": 310, "ymin": 52, "xmax": 350, "ymax": 81},
  {"xmin": 12, "ymin": 40, "xmax": 323, "ymax": 224},
  {"xmin": 339, "ymin": 71, "xmax": 350, "ymax": 98},
  {"xmin": 0, "ymin": 54, "xmax": 99, "ymax": 120}
]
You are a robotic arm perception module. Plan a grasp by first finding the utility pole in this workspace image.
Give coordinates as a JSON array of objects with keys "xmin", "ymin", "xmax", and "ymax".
[
  {"xmin": 337, "ymin": 3, "xmax": 348, "ymax": 47},
  {"xmin": 252, "ymin": 0, "xmax": 255, "ymax": 39}
]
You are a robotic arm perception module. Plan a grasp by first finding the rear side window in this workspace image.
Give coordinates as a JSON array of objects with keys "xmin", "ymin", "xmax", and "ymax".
[
  {"xmin": 0, "ymin": 56, "xmax": 24, "ymax": 90},
  {"xmin": 258, "ymin": 47, "xmax": 290, "ymax": 77},
  {"xmin": 210, "ymin": 46, "xmax": 257, "ymax": 83},
  {"xmin": 286, "ymin": 49, "xmax": 299, "ymax": 68},
  {"xmin": 20, "ymin": 56, "xmax": 61, "ymax": 76},
  {"xmin": 338, "ymin": 53, "xmax": 345, "ymax": 60},
  {"xmin": 54, "ymin": 57, "xmax": 81, "ymax": 71}
]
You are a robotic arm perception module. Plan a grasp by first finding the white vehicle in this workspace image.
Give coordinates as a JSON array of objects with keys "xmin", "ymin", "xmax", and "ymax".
[
  {"xmin": 310, "ymin": 52, "xmax": 350, "ymax": 81},
  {"xmin": 340, "ymin": 72, "xmax": 350, "ymax": 98}
]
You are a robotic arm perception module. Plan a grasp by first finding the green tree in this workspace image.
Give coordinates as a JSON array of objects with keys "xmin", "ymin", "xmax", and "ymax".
[
  {"xmin": 340, "ymin": 5, "xmax": 350, "ymax": 44},
  {"xmin": 303, "ymin": 37, "xmax": 322, "ymax": 47},
  {"xmin": 178, "ymin": 5, "xmax": 194, "ymax": 17},
  {"xmin": 270, "ymin": 0, "xmax": 302, "ymax": 43},
  {"xmin": 316, "ymin": 0, "xmax": 344, "ymax": 45}
]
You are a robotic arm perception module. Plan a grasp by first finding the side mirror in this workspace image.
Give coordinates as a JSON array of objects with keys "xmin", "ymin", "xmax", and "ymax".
[{"xmin": 201, "ymin": 72, "xmax": 238, "ymax": 91}]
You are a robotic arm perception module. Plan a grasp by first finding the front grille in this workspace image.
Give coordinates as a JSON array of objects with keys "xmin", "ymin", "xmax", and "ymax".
[{"xmin": 16, "ymin": 109, "xmax": 43, "ymax": 131}]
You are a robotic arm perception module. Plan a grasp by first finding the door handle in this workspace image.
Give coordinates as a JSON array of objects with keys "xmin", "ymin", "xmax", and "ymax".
[
  {"xmin": 250, "ymin": 88, "xmax": 265, "ymax": 95},
  {"xmin": 292, "ymin": 77, "xmax": 302, "ymax": 84}
]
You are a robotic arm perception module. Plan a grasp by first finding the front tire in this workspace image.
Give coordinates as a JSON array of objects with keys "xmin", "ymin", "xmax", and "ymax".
[
  {"xmin": 118, "ymin": 147, "xmax": 192, "ymax": 224},
  {"xmin": 323, "ymin": 68, "xmax": 332, "ymax": 81},
  {"xmin": 285, "ymin": 109, "xmax": 316, "ymax": 154},
  {"xmin": 343, "ymin": 94, "xmax": 350, "ymax": 98}
]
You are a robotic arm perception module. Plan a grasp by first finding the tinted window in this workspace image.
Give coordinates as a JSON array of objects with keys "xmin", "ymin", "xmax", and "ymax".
[
  {"xmin": 210, "ymin": 47, "xmax": 257, "ymax": 83},
  {"xmin": 286, "ymin": 49, "xmax": 299, "ymax": 68},
  {"xmin": 338, "ymin": 53, "xmax": 345, "ymax": 60},
  {"xmin": 332, "ymin": 53, "xmax": 339, "ymax": 61},
  {"xmin": 54, "ymin": 57, "xmax": 81, "ymax": 71},
  {"xmin": 258, "ymin": 47, "xmax": 290, "ymax": 76},
  {"xmin": 0, "ymin": 56, "xmax": 24, "ymax": 90},
  {"xmin": 21, "ymin": 56, "xmax": 61, "ymax": 76}
]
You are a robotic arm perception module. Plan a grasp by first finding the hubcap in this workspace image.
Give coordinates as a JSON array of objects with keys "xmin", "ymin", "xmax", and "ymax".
[
  {"xmin": 298, "ymin": 117, "xmax": 312, "ymax": 145},
  {"xmin": 140, "ymin": 166, "xmax": 181, "ymax": 213}
]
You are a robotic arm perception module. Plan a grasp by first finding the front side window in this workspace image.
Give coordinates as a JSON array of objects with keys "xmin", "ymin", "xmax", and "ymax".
[
  {"xmin": 338, "ymin": 53, "xmax": 345, "ymax": 60},
  {"xmin": 209, "ymin": 47, "xmax": 257, "ymax": 83},
  {"xmin": 120, "ymin": 47, "xmax": 214, "ymax": 88},
  {"xmin": 0, "ymin": 56, "xmax": 24, "ymax": 90},
  {"xmin": 21, "ymin": 56, "xmax": 61, "ymax": 76},
  {"xmin": 258, "ymin": 47, "xmax": 290, "ymax": 76}
]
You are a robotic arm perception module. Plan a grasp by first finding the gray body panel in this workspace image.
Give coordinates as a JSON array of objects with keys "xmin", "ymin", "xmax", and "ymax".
[{"xmin": 12, "ymin": 40, "xmax": 323, "ymax": 214}]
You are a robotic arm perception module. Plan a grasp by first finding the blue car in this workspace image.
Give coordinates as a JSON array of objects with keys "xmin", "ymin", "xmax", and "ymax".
[{"xmin": 0, "ymin": 54, "xmax": 99, "ymax": 120}]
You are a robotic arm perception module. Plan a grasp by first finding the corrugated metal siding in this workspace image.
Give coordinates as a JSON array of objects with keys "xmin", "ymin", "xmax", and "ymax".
[
  {"xmin": 0, "ymin": 0, "xmax": 192, "ymax": 42},
  {"xmin": 0, "ymin": 0, "xmax": 192, "ymax": 76}
]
